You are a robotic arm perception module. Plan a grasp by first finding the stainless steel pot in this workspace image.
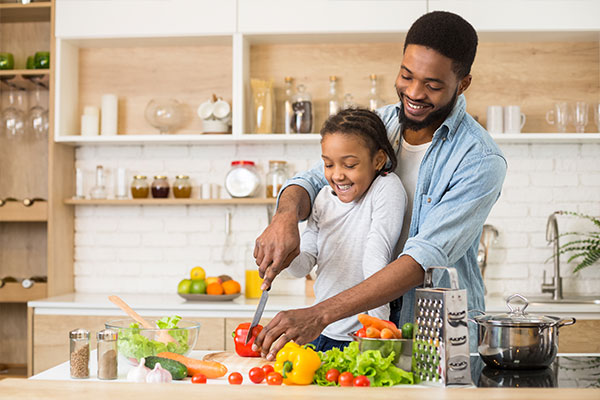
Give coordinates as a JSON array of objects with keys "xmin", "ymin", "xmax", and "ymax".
[{"xmin": 472, "ymin": 294, "xmax": 575, "ymax": 370}]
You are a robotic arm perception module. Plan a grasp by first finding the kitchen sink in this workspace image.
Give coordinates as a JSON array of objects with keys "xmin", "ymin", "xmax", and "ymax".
[{"xmin": 524, "ymin": 295, "xmax": 600, "ymax": 305}]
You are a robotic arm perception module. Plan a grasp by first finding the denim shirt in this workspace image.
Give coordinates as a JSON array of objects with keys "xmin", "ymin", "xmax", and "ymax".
[{"xmin": 280, "ymin": 95, "xmax": 507, "ymax": 350}]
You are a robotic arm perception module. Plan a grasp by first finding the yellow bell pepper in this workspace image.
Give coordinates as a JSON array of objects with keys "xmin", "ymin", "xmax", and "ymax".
[{"xmin": 273, "ymin": 342, "xmax": 321, "ymax": 385}]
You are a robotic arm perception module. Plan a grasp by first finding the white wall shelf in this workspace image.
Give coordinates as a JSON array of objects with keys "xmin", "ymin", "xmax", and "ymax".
[
  {"xmin": 491, "ymin": 133, "xmax": 600, "ymax": 144},
  {"xmin": 64, "ymin": 198, "xmax": 276, "ymax": 206}
]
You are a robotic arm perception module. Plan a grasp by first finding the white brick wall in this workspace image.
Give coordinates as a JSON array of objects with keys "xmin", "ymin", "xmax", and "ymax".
[{"xmin": 74, "ymin": 142, "xmax": 600, "ymax": 298}]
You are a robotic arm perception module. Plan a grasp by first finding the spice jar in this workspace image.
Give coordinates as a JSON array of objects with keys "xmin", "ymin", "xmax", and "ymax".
[
  {"xmin": 266, "ymin": 160, "xmax": 287, "ymax": 198},
  {"xmin": 225, "ymin": 161, "xmax": 260, "ymax": 198},
  {"xmin": 69, "ymin": 328, "xmax": 90, "ymax": 379},
  {"xmin": 131, "ymin": 175, "xmax": 149, "ymax": 198},
  {"xmin": 151, "ymin": 175, "xmax": 170, "ymax": 198},
  {"xmin": 97, "ymin": 329, "xmax": 118, "ymax": 380},
  {"xmin": 173, "ymin": 175, "xmax": 192, "ymax": 198}
]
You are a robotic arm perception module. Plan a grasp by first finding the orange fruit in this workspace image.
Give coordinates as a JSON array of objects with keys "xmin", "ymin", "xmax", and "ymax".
[
  {"xmin": 206, "ymin": 282, "xmax": 224, "ymax": 295},
  {"xmin": 222, "ymin": 280, "xmax": 241, "ymax": 295}
]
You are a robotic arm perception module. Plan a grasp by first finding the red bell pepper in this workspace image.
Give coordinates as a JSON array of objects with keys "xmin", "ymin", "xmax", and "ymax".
[{"xmin": 232, "ymin": 322, "xmax": 263, "ymax": 357}]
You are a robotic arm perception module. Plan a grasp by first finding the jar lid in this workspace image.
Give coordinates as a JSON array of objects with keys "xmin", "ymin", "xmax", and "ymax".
[
  {"xmin": 269, "ymin": 160, "xmax": 287, "ymax": 164},
  {"xmin": 231, "ymin": 160, "xmax": 255, "ymax": 166},
  {"xmin": 96, "ymin": 329, "xmax": 118, "ymax": 341},
  {"xmin": 473, "ymin": 294, "xmax": 559, "ymax": 327},
  {"xmin": 69, "ymin": 328, "xmax": 90, "ymax": 340},
  {"xmin": 133, "ymin": 175, "xmax": 147, "ymax": 179},
  {"xmin": 176, "ymin": 175, "xmax": 189, "ymax": 179},
  {"xmin": 329, "ymin": 75, "xmax": 338, "ymax": 82},
  {"xmin": 154, "ymin": 175, "xmax": 167, "ymax": 179},
  {"xmin": 284, "ymin": 76, "xmax": 293, "ymax": 83}
]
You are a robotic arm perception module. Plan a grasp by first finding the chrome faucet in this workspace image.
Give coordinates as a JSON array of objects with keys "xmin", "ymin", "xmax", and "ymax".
[{"xmin": 541, "ymin": 212, "xmax": 563, "ymax": 300}]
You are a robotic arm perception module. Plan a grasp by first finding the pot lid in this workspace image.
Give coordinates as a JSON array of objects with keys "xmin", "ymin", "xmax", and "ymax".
[{"xmin": 474, "ymin": 294, "xmax": 559, "ymax": 326}]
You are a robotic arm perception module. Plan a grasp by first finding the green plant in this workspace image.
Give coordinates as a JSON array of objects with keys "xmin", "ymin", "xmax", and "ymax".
[{"xmin": 554, "ymin": 211, "xmax": 600, "ymax": 273}]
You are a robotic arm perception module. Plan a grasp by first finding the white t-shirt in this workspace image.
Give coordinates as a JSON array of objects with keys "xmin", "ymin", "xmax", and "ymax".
[
  {"xmin": 287, "ymin": 173, "xmax": 407, "ymax": 341},
  {"xmin": 396, "ymin": 137, "xmax": 431, "ymax": 254}
]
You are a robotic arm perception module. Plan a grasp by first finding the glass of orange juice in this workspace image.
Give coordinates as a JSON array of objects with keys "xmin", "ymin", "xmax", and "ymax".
[{"xmin": 245, "ymin": 269, "xmax": 263, "ymax": 299}]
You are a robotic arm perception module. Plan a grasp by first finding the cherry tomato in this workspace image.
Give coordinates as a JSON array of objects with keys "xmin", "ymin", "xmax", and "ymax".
[
  {"xmin": 325, "ymin": 368, "xmax": 340, "ymax": 383},
  {"xmin": 191, "ymin": 373, "xmax": 207, "ymax": 384},
  {"xmin": 266, "ymin": 371, "xmax": 283, "ymax": 385},
  {"xmin": 228, "ymin": 372, "xmax": 243, "ymax": 385},
  {"xmin": 249, "ymin": 367, "xmax": 265, "ymax": 384},
  {"xmin": 261, "ymin": 364, "xmax": 274, "ymax": 375},
  {"xmin": 338, "ymin": 371, "xmax": 354, "ymax": 387},
  {"xmin": 353, "ymin": 375, "xmax": 370, "ymax": 387}
]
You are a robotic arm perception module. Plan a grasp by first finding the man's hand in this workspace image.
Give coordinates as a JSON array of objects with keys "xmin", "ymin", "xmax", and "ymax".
[
  {"xmin": 252, "ymin": 306, "xmax": 327, "ymax": 360},
  {"xmin": 254, "ymin": 185, "xmax": 311, "ymax": 290}
]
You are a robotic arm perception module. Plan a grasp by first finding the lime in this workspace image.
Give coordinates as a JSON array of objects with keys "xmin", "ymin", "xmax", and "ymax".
[
  {"xmin": 177, "ymin": 279, "xmax": 192, "ymax": 294},
  {"xmin": 189, "ymin": 279, "xmax": 207, "ymax": 294},
  {"xmin": 190, "ymin": 266, "xmax": 206, "ymax": 281},
  {"xmin": 401, "ymin": 322, "xmax": 414, "ymax": 339}
]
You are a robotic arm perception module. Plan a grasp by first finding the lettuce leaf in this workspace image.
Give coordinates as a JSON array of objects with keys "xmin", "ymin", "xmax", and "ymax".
[
  {"xmin": 313, "ymin": 342, "xmax": 414, "ymax": 387},
  {"xmin": 117, "ymin": 316, "xmax": 189, "ymax": 361}
]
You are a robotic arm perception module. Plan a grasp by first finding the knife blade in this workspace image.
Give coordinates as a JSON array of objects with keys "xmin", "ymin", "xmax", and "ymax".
[{"xmin": 245, "ymin": 288, "xmax": 269, "ymax": 344}]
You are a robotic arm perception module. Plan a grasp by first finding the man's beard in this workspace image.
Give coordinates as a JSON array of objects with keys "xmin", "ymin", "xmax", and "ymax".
[{"xmin": 399, "ymin": 89, "xmax": 458, "ymax": 131}]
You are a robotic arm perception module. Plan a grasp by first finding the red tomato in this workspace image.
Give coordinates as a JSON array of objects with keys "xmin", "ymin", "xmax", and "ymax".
[
  {"xmin": 191, "ymin": 373, "xmax": 207, "ymax": 384},
  {"xmin": 356, "ymin": 327, "xmax": 367, "ymax": 338},
  {"xmin": 353, "ymin": 375, "xmax": 370, "ymax": 387},
  {"xmin": 261, "ymin": 364, "xmax": 274, "ymax": 375},
  {"xmin": 325, "ymin": 368, "xmax": 340, "ymax": 383},
  {"xmin": 228, "ymin": 372, "xmax": 243, "ymax": 385},
  {"xmin": 338, "ymin": 371, "xmax": 354, "ymax": 387},
  {"xmin": 249, "ymin": 367, "xmax": 265, "ymax": 384},
  {"xmin": 266, "ymin": 371, "xmax": 283, "ymax": 386}
]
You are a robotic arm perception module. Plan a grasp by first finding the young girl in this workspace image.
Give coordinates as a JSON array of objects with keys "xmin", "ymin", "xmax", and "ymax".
[{"xmin": 286, "ymin": 108, "xmax": 407, "ymax": 352}]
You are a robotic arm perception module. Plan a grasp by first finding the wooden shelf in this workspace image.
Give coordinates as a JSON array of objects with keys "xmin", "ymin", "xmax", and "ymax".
[
  {"xmin": 0, "ymin": 282, "xmax": 47, "ymax": 303},
  {"xmin": 0, "ymin": 202, "xmax": 48, "ymax": 222},
  {"xmin": 0, "ymin": 71, "xmax": 50, "ymax": 90},
  {"xmin": 0, "ymin": 2, "xmax": 51, "ymax": 23},
  {"xmin": 64, "ymin": 198, "xmax": 277, "ymax": 206},
  {"xmin": 0, "ymin": 363, "xmax": 27, "ymax": 380},
  {"xmin": 54, "ymin": 133, "xmax": 321, "ymax": 145}
]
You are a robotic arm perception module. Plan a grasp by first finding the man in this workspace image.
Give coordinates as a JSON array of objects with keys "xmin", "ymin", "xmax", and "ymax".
[{"xmin": 253, "ymin": 11, "xmax": 507, "ymax": 360}]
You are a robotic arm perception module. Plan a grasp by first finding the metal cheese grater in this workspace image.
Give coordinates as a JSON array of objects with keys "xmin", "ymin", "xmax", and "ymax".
[{"xmin": 411, "ymin": 266, "xmax": 471, "ymax": 385}]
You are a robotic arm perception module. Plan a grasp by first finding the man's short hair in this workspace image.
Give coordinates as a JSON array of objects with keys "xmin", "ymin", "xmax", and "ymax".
[{"xmin": 404, "ymin": 11, "xmax": 478, "ymax": 78}]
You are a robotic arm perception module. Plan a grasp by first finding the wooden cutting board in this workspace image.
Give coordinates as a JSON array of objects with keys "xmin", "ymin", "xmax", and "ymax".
[{"xmin": 203, "ymin": 352, "xmax": 275, "ymax": 374}]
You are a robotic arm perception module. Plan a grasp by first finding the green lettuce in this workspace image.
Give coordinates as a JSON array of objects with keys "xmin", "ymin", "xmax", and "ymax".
[
  {"xmin": 313, "ymin": 342, "xmax": 414, "ymax": 387},
  {"xmin": 117, "ymin": 315, "xmax": 189, "ymax": 361}
]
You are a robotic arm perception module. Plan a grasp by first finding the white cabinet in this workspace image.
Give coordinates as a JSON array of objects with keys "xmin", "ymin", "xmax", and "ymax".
[
  {"xmin": 429, "ymin": 0, "xmax": 600, "ymax": 32},
  {"xmin": 237, "ymin": 0, "xmax": 426, "ymax": 33},
  {"xmin": 55, "ymin": 0, "xmax": 236, "ymax": 38}
]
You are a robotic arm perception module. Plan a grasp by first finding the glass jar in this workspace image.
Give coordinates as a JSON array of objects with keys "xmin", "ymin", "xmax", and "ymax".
[
  {"xmin": 327, "ymin": 75, "xmax": 341, "ymax": 117},
  {"xmin": 131, "ymin": 175, "xmax": 149, "ymax": 198},
  {"xmin": 291, "ymin": 83, "xmax": 313, "ymax": 133},
  {"xmin": 97, "ymin": 329, "xmax": 118, "ymax": 380},
  {"xmin": 151, "ymin": 175, "xmax": 170, "ymax": 198},
  {"xmin": 250, "ymin": 78, "xmax": 275, "ymax": 133},
  {"xmin": 225, "ymin": 161, "xmax": 260, "ymax": 198},
  {"xmin": 69, "ymin": 328, "xmax": 90, "ymax": 379},
  {"xmin": 173, "ymin": 175, "xmax": 192, "ymax": 198},
  {"xmin": 283, "ymin": 76, "xmax": 294, "ymax": 134},
  {"xmin": 266, "ymin": 160, "xmax": 287, "ymax": 198},
  {"xmin": 89, "ymin": 165, "xmax": 107, "ymax": 199}
]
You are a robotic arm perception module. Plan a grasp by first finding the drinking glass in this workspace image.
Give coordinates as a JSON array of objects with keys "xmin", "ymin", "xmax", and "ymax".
[
  {"xmin": 1, "ymin": 84, "xmax": 26, "ymax": 140},
  {"xmin": 26, "ymin": 82, "xmax": 49, "ymax": 140},
  {"xmin": 545, "ymin": 102, "xmax": 568, "ymax": 133},
  {"xmin": 593, "ymin": 103, "xmax": 600, "ymax": 133},
  {"xmin": 571, "ymin": 102, "xmax": 589, "ymax": 133}
]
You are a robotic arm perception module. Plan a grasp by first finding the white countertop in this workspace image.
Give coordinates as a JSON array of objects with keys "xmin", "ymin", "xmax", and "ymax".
[{"xmin": 28, "ymin": 292, "xmax": 600, "ymax": 319}]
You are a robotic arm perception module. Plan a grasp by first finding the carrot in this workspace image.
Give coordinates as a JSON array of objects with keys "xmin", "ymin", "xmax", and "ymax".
[
  {"xmin": 366, "ymin": 326, "xmax": 381, "ymax": 338},
  {"xmin": 156, "ymin": 352, "xmax": 227, "ymax": 378},
  {"xmin": 380, "ymin": 328, "xmax": 395, "ymax": 339},
  {"xmin": 358, "ymin": 314, "xmax": 402, "ymax": 338}
]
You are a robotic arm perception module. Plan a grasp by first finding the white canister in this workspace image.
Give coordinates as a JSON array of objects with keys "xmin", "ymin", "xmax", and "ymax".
[
  {"xmin": 224, "ymin": 161, "xmax": 260, "ymax": 198},
  {"xmin": 81, "ymin": 114, "xmax": 99, "ymax": 136},
  {"xmin": 486, "ymin": 105, "xmax": 504, "ymax": 134},
  {"xmin": 101, "ymin": 94, "xmax": 118, "ymax": 136}
]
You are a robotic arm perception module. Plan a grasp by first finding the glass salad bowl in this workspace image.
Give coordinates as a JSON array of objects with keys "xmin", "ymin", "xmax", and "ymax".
[
  {"xmin": 144, "ymin": 98, "xmax": 184, "ymax": 134},
  {"xmin": 348, "ymin": 333, "xmax": 413, "ymax": 372},
  {"xmin": 105, "ymin": 317, "xmax": 200, "ymax": 365}
]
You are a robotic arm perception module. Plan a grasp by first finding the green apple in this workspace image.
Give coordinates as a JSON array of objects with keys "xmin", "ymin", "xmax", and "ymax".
[
  {"xmin": 0, "ymin": 53, "xmax": 14, "ymax": 70},
  {"xmin": 189, "ymin": 279, "xmax": 207, "ymax": 294},
  {"xmin": 177, "ymin": 279, "xmax": 192, "ymax": 294}
]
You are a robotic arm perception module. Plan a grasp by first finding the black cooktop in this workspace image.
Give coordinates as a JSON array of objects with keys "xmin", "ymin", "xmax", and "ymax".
[{"xmin": 470, "ymin": 354, "xmax": 600, "ymax": 388}]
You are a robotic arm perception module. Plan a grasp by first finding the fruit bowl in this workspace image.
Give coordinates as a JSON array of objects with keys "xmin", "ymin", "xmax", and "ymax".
[
  {"xmin": 105, "ymin": 318, "xmax": 200, "ymax": 365},
  {"xmin": 348, "ymin": 333, "xmax": 413, "ymax": 371}
]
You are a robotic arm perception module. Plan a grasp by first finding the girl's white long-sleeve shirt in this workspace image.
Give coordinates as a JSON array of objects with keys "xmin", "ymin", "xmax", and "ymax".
[{"xmin": 287, "ymin": 173, "xmax": 407, "ymax": 341}]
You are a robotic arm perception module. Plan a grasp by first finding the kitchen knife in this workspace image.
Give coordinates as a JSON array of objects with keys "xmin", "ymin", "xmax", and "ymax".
[{"xmin": 245, "ymin": 288, "xmax": 269, "ymax": 344}]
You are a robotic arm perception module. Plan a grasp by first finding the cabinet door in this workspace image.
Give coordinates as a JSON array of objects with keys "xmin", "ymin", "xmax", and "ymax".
[
  {"xmin": 429, "ymin": 0, "xmax": 600, "ymax": 31},
  {"xmin": 56, "ymin": 0, "xmax": 236, "ymax": 38},
  {"xmin": 238, "ymin": 0, "xmax": 426, "ymax": 33}
]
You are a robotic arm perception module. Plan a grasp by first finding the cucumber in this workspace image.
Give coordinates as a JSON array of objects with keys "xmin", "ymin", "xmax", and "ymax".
[{"xmin": 144, "ymin": 356, "xmax": 187, "ymax": 380}]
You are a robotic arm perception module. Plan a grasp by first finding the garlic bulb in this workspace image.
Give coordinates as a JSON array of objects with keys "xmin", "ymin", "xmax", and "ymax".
[
  {"xmin": 127, "ymin": 358, "xmax": 150, "ymax": 383},
  {"xmin": 146, "ymin": 363, "xmax": 172, "ymax": 383}
]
